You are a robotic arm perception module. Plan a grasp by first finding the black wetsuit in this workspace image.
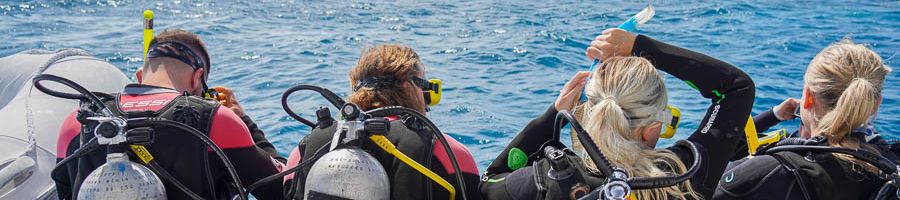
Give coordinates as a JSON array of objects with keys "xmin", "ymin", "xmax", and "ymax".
[
  {"xmin": 241, "ymin": 114, "xmax": 287, "ymax": 163},
  {"xmin": 713, "ymin": 108, "xmax": 900, "ymax": 200},
  {"xmin": 713, "ymin": 133, "xmax": 888, "ymax": 200},
  {"xmin": 480, "ymin": 35, "xmax": 755, "ymax": 199}
]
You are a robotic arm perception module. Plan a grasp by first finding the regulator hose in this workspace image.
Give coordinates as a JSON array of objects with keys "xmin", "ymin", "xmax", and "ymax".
[
  {"xmin": 32, "ymin": 74, "xmax": 112, "ymax": 114},
  {"xmin": 555, "ymin": 110, "xmax": 703, "ymax": 189},
  {"xmin": 281, "ymin": 85, "xmax": 346, "ymax": 127},
  {"xmin": 128, "ymin": 118, "xmax": 248, "ymax": 200},
  {"xmin": 246, "ymin": 141, "xmax": 332, "ymax": 193},
  {"xmin": 555, "ymin": 110, "xmax": 615, "ymax": 177},
  {"xmin": 766, "ymin": 145, "xmax": 900, "ymax": 200},
  {"xmin": 766, "ymin": 145, "xmax": 898, "ymax": 174}
]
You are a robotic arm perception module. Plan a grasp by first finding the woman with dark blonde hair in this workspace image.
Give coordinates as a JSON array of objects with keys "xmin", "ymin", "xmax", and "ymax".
[{"xmin": 283, "ymin": 44, "xmax": 481, "ymax": 200}]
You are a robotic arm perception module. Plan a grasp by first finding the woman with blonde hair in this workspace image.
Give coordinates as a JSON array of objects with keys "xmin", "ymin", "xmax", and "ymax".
[
  {"xmin": 714, "ymin": 40, "xmax": 893, "ymax": 200},
  {"xmin": 480, "ymin": 29, "xmax": 755, "ymax": 200}
]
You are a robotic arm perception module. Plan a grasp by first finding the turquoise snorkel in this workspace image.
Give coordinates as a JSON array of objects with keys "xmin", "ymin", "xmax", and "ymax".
[{"xmin": 580, "ymin": 5, "xmax": 655, "ymax": 101}]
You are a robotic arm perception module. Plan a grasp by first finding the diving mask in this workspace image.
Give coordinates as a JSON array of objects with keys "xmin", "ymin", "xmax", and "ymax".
[
  {"xmin": 658, "ymin": 105, "xmax": 681, "ymax": 139},
  {"xmin": 410, "ymin": 76, "xmax": 442, "ymax": 106}
]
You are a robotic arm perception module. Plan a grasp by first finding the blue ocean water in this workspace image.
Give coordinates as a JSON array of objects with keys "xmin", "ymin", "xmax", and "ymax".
[{"xmin": 1, "ymin": 1, "xmax": 898, "ymax": 172}]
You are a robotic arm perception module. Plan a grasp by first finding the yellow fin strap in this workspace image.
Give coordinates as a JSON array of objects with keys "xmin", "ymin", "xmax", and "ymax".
[
  {"xmin": 369, "ymin": 135, "xmax": 455, "ymax": 200},
  {"xmin": 130, "ymin": 145, "xmax": 154, "ymax": 164}
]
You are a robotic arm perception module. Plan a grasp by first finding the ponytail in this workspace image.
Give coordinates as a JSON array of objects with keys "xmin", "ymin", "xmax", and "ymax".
[
  {"xmin": 804, "ymin": 39, "xmax": 892, "ymax": 173},
  {"xmin": 817, "ymin": 78, "xmax": 879, "ymax": 147}
]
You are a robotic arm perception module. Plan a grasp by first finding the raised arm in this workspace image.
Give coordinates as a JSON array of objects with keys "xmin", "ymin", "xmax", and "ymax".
[{"xmin": 588, "ymin": 29, "xmax": 755, "ymax": 197}]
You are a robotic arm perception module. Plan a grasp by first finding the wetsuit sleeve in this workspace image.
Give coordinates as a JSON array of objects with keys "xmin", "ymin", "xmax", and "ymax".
[
  {"xmin": 753, "ymin": 108, "xmax": 781, "ymax": 132},
  {"xmin": 240, "ymin": 114, "xmax": 287, "ymax": 163},
  {"xmin": 209, "ymin": 107, "xmax": 283, "ymax": 200},
  {"xmin": 484, "ymin": 105, "xmax": 560, "ymax": 175},
  {"xmin": 633, "ymin": 35, "xmax": 755, "ymax": 198}
]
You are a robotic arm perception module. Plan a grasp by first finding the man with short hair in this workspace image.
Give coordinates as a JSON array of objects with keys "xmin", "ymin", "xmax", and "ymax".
[{"xmin": 53, "ymin": 29, "xmax": 283, "ymax": 199}]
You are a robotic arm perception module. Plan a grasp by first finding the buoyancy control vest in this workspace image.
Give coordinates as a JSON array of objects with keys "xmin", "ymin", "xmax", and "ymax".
[
  {"xmin": 762, "ymin": 137, "xmax": 889, "ymax": 200},
  {"xmin": 56, "ymin": 90, "xmax": 246, "ymax": 199}
]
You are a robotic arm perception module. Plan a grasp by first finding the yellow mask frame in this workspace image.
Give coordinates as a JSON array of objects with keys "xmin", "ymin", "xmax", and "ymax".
[
  {"xmin": 659, "ymin": 104, "xmax": 681, "ymax": 139},
  {"xmin": 411, "ymin": 76, "xmax": 442, "ymax": 106}
]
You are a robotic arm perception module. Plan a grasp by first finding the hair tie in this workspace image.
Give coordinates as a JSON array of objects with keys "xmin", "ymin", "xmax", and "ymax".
[{"xmin": 602, "ymin": 95, "xmax": 616, "ymax": 102}]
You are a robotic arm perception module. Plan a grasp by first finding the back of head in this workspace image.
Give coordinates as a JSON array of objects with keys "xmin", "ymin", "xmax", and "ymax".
[
  {"xmin": 143, "ymin": 29, "xmax": 210, "ymax": 80},
  {"xmin": 804, "ymin": 40, "xmax": 892, "ymax": 147},
  {"xmin": 348, "ymin": 44, "xmax": 424, "ymax": 112},
  {"xmin": 581, "ymin": 57, "xmax": 696, "ymax": 199}
]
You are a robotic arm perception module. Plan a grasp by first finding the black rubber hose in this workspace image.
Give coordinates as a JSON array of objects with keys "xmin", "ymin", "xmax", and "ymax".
[
  {"xmin": 766, "ymin": 145, "xmax": 898, "ymax": 174},
  {"xmin": 146, "ymin": 160, "xmax": 204, "ymax": 200},
  {"xmin": 628, "ymin": 140, "xmax": 702, "ymax": 189},
  {"xmin": 555, "ymin": 110, "xmax": 615, "ymax": 177},
  {"xmin": 128, "ymin": 118, "xmax": 248, "ymax": 200},
  {"xmin": 365, "ymin": 106, "xmax": 468, "ymax": 200},
  {"xmin": 281, "ymin": 85, "xmax": 346, "ymax": 128},
  {"xmin": 247, "ymin": 141, "xmax": 331, "ymax": 193},
  {"xmin": 556, "ymin": 110, "xmax": 704, "ymax": 190},
  {"xmin": 50, "ymin": 137, "xmax": 99, "ymax": 185},
  {"xmin": 32, "ymin": 74, "xmax": 107, "ymax": 109},
  {"xmin": 875, "ymin": 180, "xmax": 894, "ymax": 200}
]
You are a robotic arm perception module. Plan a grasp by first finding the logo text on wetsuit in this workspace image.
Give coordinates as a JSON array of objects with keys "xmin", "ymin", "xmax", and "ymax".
[
  {"xmin": 121, "ymin": 99, "xmax": 168, "ymax": 108},
  {"xmin": 701, "ymin": 104, "xmax": 721, "ymax": 133}
]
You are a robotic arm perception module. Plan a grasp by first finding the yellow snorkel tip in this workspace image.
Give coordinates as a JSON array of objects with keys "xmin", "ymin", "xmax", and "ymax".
[
  {"xmin": 142, "ymin": 10, "xmax": 154, "ymax": 60},
  {"xmin": 143, "ymin": 10, "xmax": 154, "ymax": 20}
]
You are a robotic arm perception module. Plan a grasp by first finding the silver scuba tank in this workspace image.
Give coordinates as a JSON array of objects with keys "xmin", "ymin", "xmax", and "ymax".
[
  {"xmin": 304, "ymin": 147, "xmax": 390, "ymax": 200},
  {"xmin": 77, "ymin": 152, "xmax": 167, "ymax": 200},
  {"xmin": 76, "ymin": 117, "xmax": 166, "ymax": 200}
]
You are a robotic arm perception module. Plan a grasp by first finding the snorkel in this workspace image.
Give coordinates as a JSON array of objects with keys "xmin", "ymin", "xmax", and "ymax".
[
  {"xmin": 143, "ymin": 10, "xmax": 154, "ymax": 60},
  {"xmin": 579, "ymin": 5, "xmax": 655, "ymax": 102}
]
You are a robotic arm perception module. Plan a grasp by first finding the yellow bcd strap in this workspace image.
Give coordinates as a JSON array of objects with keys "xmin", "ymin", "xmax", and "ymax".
[
  {"xmin": 744, "ymin": 115, "xmax": 787, "ymax": 155},
  {"xmin": 369, "ymin": 135, "xmax": 456, "ymax": 200}
]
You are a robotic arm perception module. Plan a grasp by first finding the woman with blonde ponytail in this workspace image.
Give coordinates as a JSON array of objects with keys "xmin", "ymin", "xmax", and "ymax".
[
  {"xmin": 714, "ymin": 40, "xmax": 894, "ymax": 200},
  {"xmin": 481, "ymin": 29, "xmax": 755, "ymax": 200}
]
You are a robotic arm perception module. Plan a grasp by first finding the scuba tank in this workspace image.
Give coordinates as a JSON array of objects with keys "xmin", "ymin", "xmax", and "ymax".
[
  {"xmin": 244, "ymin": 84, "xmax": 468, "ymax": 200},
  {"xmin": 304, "ymin": 148, "xmax": 389, "ymax": 199},
  {"xmin": 303, "ymin": 103, "xmax": 390, "ymax": 200},
  {"xmin": 77, "ymin": 118, "xmax": 166, "ymax": 200}
]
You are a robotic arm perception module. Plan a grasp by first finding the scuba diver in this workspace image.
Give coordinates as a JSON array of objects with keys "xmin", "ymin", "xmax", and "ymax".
[
  {"xmin": 280, "ymin": 44, "xmax": 481, "ymax": 200},
  {"xmin": 480, "ymin": 28, "xmax": 756, "ymax": 199},
  {"xmin": 713, "ymin": 40, "xmax": 896, "ymax": 199},
  {"xmin": 51, "ymin": 29, "xmax": 284, "ymax": 199}
]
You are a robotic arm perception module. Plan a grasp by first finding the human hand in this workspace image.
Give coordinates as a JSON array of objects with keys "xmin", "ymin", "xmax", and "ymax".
[
  {"xmin": 773, "ymin": 98, "xmax": 800, "ymax": 121},
  {"xmin": 585, "ymin": 28, "xmax": 637, "ymax": 61},
  {"xmin": 554, "ymin": 71, "xmax": 591, "ymax": 112},
  {"xmin": 213, "ymin": 86, "xmax": 246, "ymax": 117}
]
